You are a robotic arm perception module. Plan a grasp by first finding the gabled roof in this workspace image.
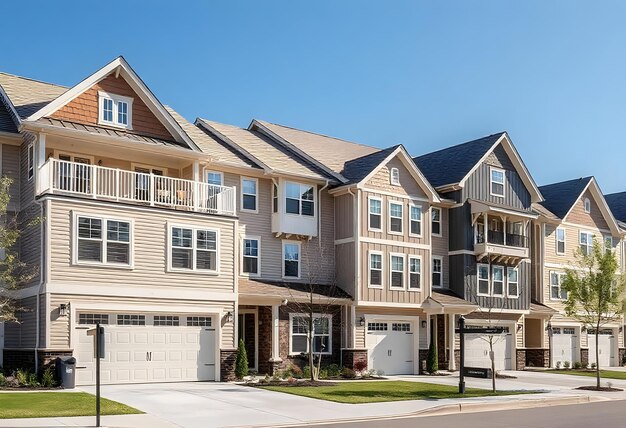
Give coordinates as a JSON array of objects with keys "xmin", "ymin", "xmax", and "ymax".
[
  {"xmin": 0, "ymin": 72, "xmax": 68, "ymax": 121},
  {"xmin": 605, "ymin": 191, "xmax": 626, "ymax": 224},
  {"xmin": 341, "ymin": 145, "xmax": 400, "ymax": 183},
  {"xmin": 413, "ymin": 132, "xmax": 543, "ymax": 203}
]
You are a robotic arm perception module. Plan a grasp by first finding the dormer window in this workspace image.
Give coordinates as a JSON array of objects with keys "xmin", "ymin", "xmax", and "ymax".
[
  {"xmin": 98, "ymin": 91, "xmax": 133, "ymax": 129},
  {"xmin": 584, "ymin": 197, "xmax": 591, "ymax": 213},
  {"xmin": 490, "ymin": 167, "xmax": 505, "ymax": 197},
  {"xmin": 390, "ymin": 167, "xmax": 400, "ymax": 186}
]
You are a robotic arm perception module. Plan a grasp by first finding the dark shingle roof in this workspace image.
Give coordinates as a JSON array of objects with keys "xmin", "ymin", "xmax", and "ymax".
[
  {"xmin": 412, "ymin": 133, "xmax": 505, "ymax": 188},
  {"xmin": 605, "ymin": 192, "xmax": 626, "ymax": 223},
  {"xmin": 341, "ymin": 145, "xmax": 400, "ymax": 184},
  {"xmin": 0, "ymin": 101, "xmax": 18, "ymax": 133},
  {"xmin": 538, "ymin": 177, "xmax": 592, "ymax": 219}
]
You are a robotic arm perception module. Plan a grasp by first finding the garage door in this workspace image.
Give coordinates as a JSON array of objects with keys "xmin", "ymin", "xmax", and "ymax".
[
  {"xmin": 75, "ymin": 313, "xmax": 216, "ymax": 385},
  {"xmin": 465, "ymin": 329, "xmax": 512, "ymax": 371},
  {"xmin": 366, "ymin": 321, "xmax": 415, "ymax": 375},
  {"xmin": 551, "ymin": 327, "xmax": 578, "ymax": 367},
  {"xmin": 588, "ymin": 330, "xmax": 615, "ymax": 367}
]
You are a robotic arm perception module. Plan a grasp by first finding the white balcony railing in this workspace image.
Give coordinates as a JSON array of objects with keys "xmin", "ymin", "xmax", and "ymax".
[{"xmin": 38, "ymin": 159, "xmax": 236, "ymax": 216}]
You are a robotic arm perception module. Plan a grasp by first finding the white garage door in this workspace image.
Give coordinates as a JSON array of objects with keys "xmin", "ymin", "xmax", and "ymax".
[
  {"xmin": 75, "ymin": 313, "xmax": 216, "ymax": 385},
  {"xmin": 551, "ymin": 327, "xmax": 578, "ymax": 367},
  {"xmin": 366, "ymin": 321, "xmax": 415, "ymax": 375},
  {"xmin": 588, "ymin": 330, "xmax": 615, "ymax": 367},
  {"xmin": 465, "ymin": 329, "xmax": 512, "ymax": 371}
]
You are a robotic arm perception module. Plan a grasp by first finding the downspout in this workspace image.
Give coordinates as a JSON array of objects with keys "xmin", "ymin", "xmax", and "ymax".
[
  {"xmin": 34, "ymin": 199, "xmax": 45, "ymax": 373},
  {"xmin": 318, "ymin": 180, "xmax": 329, "ymax": 248},
  {"xmin": 347, "ymin": 187, "xmax": 357, "ymax": 350}
]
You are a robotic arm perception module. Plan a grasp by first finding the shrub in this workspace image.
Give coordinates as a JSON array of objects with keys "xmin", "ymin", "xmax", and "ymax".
[
  {"xmin": 368, "ymin": 369, "xmax": 377, "ymax": 377},
  {"xmin": 573, "ymin": 361, "xmax": 582, "ymax": 370},
  {"xmin": 555, "ymin": 361, "xmax": 561, "ymax": 370},
  {"xmin": 16, "ymin": 369, "xmax": 29, "ymax": 386},
  {"xmin": 303, "ymin": 365, "xmax": 311, "ymax": 379},
  {"xmin": 0, "ymin": 373, "xmax": 6, "ymax": 386},
  {"xmin": 563, "ymin": 361, "xmax": 571, "ymax": 369},
  {"xmin": 41, "ymin": 367, "xmax": 56, "ymax": 388},
  {"xmin": 287, "ymin": 377, "xmax": 297, "ymax": 385},
  {"xmin": 326, "ymin": 364, "xmax": 341, "ymax": 378},
  {"xmin": 376, "ymin": 369, "xmax": 385, "ymax": 377},
  {"xmin": 354, "ymin": 360, "xmax": 367, "ymax": 373},
  {"xmin": 340, "ymin": 367, "xmax": 356, "ymax": 379},
  {"xmin": 318, "ymin": 368, "xmax": 328, "ymax": 379},
  {"xmin": 426, "ymin": 339, "xmax": 438, "ymax": 373},
  {"xmin": 28, "ymin": 373, "xmax": 39, "ymax": 387},
  {"xmin": 290, "ymin": 365, "xmax": 303, "ymax": 379},
  {"xmin": 591, "ymin": 362, "xmax": 597, "ymax": 370},
  {"xmin": 235, "ymin": 338, "xmax": 249, "ymax": 379}
]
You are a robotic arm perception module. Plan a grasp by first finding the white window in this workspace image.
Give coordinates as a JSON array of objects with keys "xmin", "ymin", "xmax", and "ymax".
[
  {"xmin": 604, "ymin": 235, "xmax": 614, "ymax": 253},
  {"xmin": 389, "ymin": 201, "xmax": 403, "ymax": 234},
  {"xmin": 285, "ymin": 182, "xmax": 315, "ymax": 216},
  {"xmin": 550, "ymin": 271, "xmax": 567, "ymax": 300},
  {"xmin": 369, "ymin": 251, "xmax": 383, "ymax": 288},
  {"xmin": 390, "ymin": 167, "xmax": 400, "ymax": 186},
  {"xmin": 241, "ymin": 177, "xmax": 258, "ymax": 212},
  {"xmin": 556, "ymin": 228, "xmax": 565, "ymax": 255},
  {"xmin": 117, "ymin": 314, "xmax": 145, "ymax": 325},
  {"xmin": 98, "ymin": 91, "xmax": 133, "ymax": 129},
  {"xmin": 78, "ymin": 313, "xmax": 109, "ymax": 325},
  {"xmin": 432, "ymin": 256, "xmax": 442, "ymax": 287},
  {"xmin": 169, "ymin": 226, "xmax": 218, "ymax": 272},
  {"xmin": 409, "ymin": 256, "xmax": 421, "ymax": 290},
  {"xmin": 477, "ymin": 263, "xmax": 490, "ymax": 296},
  {"xmin": 283, "ymin": 241, "xmax": 300, "ymax": 278},
  {"xmin": 75, "ymin": 215, "xmax": 131, "ymax": 266},
  {"xmin": 242, "ymin": 237, "xmax": 260, "ymax": 276},
  {"xmin": 409, "ymin": 205, "xmax": 422, "ymax": 236},
  {"xmin": 368, "ymin": 197, "xmax": 382, "ymax": 231},
  {"xmin": 390, "ymin": 254, "xmax": 405, "ymax": 289},
  {"xmin": 431, "ymin": 207, "xmax": 442, "ymax": 236},
  {"xmin": 290, "ymin": 314, "xmax": 332, "ymax": 354},
  {"xmin": 490, "ymin": 167, "xmax": 505, "ymax": 197},
  {"xmin": 507, "ymin": 267, "xmax": 519, "ymax": 298},
  {"xmin": 27, "ymin": 143, "xmax": 34, "ymax": 180},
  {"xmin": 187, "ymin": 316, "xmax": 212, "ymax": 326},
  {"xmin": 154, "ymin": 315, "xmax": 179, "ymax": 326},
  {"xmin": 492, "ymin": 265, "xmax": 504, "ymax": 296},
  {"xmin": 579, "ymin": 231, "xmax": 593, "ymax": 256},
  {"xmin": 584, "ymin": 197, "xmax": 591, "ymax": 213},
  {"xmin": 367, "ymin": 322, "xmax": 388, "ymax": 331},
  {"xmin": 206, "ymin": 171, "xmax": 223, "ymax": 186}
]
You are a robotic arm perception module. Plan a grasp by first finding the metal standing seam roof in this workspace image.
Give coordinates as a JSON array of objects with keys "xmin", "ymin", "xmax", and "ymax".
[
  {"xmin": 538, "ymin": 177, "xmax": 593, "ymax": 219},
  {"xmin": 605, "ymin": 191, "xmax": 626, "ymax": 224},
  {"xmin": 238, "ymin": 277, "xmax": 353, "ymax": 301},
  {"xmin": 0, "ymin": 72, "xmax": 68, "ymax": 119}
]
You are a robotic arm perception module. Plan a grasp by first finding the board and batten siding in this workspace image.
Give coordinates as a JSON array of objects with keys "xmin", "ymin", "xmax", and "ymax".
[
  {"xmin": 431, "ymin": 207, "xmax": 449, "ymax": 289},
  {"xmin": 335, "ymin": 242, "xmax": 355, "ymax": 297},
  {"xmin": 334, "ymin": 193, "xmax": 353, "ymax": 240},
  {"xmin": 4, "ymin": 296, "xmax": 37, "ymax": 348}
]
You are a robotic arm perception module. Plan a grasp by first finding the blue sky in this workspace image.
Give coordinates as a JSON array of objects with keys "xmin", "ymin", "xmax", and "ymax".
[{"xmin": 1, "ymin": 1, "xmax": 625, "ymax": 192}]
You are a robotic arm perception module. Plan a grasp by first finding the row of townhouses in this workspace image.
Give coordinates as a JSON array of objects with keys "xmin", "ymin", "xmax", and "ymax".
[{"xmin": 0, "ymin": 57, "xmax": 625, "ymax": 384}]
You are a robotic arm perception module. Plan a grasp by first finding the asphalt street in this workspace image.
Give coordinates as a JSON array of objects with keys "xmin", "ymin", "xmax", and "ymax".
[{"xmin": 296, "ymin": 400, "xmax": 626, "ymax": 428}]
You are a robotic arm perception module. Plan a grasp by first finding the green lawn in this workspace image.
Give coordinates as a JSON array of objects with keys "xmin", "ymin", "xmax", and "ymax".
[
  {"xmin": 550, "ymin": 369, "xmax": 626, "ymax": 380},
  {"xmin": 0, "ymin": 392, "xmax": 142, "ymax": 419},
  {"xmin": 260, "ymin": 381, "xmax": 538, "ymax": 404}
]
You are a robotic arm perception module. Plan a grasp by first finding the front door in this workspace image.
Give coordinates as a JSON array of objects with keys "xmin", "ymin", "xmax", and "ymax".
[{"xmin": 238, "ymin": 311, "xmax": 257, "ymax": 370}]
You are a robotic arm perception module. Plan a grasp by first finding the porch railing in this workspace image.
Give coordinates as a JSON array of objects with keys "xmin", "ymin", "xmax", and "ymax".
[
  {"xmin": 37, "ymin": 158, "xmax": 236, "ymax": 216},
  {"xmin": 476, "ymin": 230, "xmax": 528, "ymax": 248}
]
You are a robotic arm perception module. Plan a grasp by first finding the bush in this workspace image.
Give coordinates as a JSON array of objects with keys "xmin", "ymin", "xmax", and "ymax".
[
  {"xmin": 27, "ymin": 373, "xmax": 39, "ymax": 387},
  {"xmin": 376, "ymin": 369, "xmax": 385, "ymax": 377},
  {"xmin": 340, "ymin": 367, "xmax": 356, "ymax": 379},
  {"xmin": 303, "ymin": 365, "xmax": 311, "ymax": 379},
  {"xmin": 573, "ymin": 361, "xmax": 582, "ymax": 370},
  {"xmin": 591, "ymin": 362, "xmax": 597, "ymax": 370},
  {"xmin": 326, "ymin": 364, "xmax": 341, "ymax": 378},
  {"xmin": 555, "ymin": 361, "xmax": 562, "ymax": 369},
  {"xmin": 235, "ymin": 338, "xmax": 249, "ymax": 379},
  {"xmin": 426, "ymin": 339, "xmax": 438, "ymax": 373},
  {"xmin": 0, "ymin": 373, "xmax": 6, "ymax": 386},
  {"xmin": 563, "ymin": 361, "xmax": 571, "ymax": 369},
  {"xmin": 318, "ymin": 368, "xmax": 328, "ymax": 379},
  {"xmin": 16, "ymin": 369, "xmax": 29, "ymax": 386},
  {"xmin": 354, "ymin": 360, "xmax": 367, "ymax": 373},
  {"xmin": 287, "ymin": 377, "xmax": 297, "ymax": 385},
  {"xmin": 368, "ymin": 369, "xmax": 377, "ymax": 377},
  {"xmin": 41, "ymin": 367, "xmax": 56, "ymax": 388}
]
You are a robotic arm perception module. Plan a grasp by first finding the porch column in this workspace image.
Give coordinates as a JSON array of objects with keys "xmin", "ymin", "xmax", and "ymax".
[
  {"xmin": 448, "ymin": 313, "xmax": 456, "ymax": 371},
  {"xmin": 502, "ymin": 216, "xmax": 507, "ymax": 245},
  {"xmin": 483, "ymin": 212, "xmax": 488, "ymax": 243},
  {"xmin": 270, "ymin": 304, "xmax": 281, "ymax": 362},
  {"xmin": 35, "ymin": 133, "xmax": 46, "ymax": 193}
]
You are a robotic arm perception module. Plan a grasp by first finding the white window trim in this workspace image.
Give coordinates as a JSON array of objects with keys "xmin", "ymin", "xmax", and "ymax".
[
  {"xmin": 284, "ymin": 181, "xmax": 316, "ymax": 218},
  {"xmin": 206, "ymin": 171, "xmax": 224, "ymax": 186},
  {"xmin": 388, "ymin": 200, "xmax": 404, "ymax": 235},
  {"xmin": 240, "ymin": 177, "xmax": 259, "ymax": 213},
  {"xmin": 390, "ymin": 167, "xmax": 400, "ymax": 186},
  {"xmin": 583, "ymin": 197, "xmax": 591, "ymax": 213},
  {"xmin": 288, "ymin": 313, "xmax": 332, "ymax": 355},
  {"xmin": 549, "ymin": 271, "xmax": 567, "ymax": 301},
  {"xmin": 477, "ymin": 263, "xmax": 490, "ymax": 296},
  {"xmin": 556, "ymin": 227, "xmax": 566, "ymax": 255},
  {"xmin": 368, "ymin": 250, "xmax": 384, "ymax": 289},
  {"xmin": 167, "ymin": 223, "xmax": 220, "ymax": 275},
  {"xmin": 431, "ymin": 207, "xmax": 442, "ymax": 237},
  {"xmin": 604, "ymin": 235, "xmax": 615, "ymax": 253},
  {"xmin": 241, "ymin": 235, "xmax": 261, "ymax": 277},
  {"xmin": 27, "ymin": 143, "xmax": 34, "ymax": 181},
  {"xmin": 491, "ymin": 265, "xmax": 505, "ymax": 297},
  {"xmin": 507, "ymin": 267, "xmax": 519, "ymax": 299},
  {"xmin": 389, "ymin": 252, "xmax": 406, "ymax": 290},
  {"xmin": 367, "ymin": 196, "xmax": 383, "ymax": 232},
  {"xmin": 409, "ymin": 204, "xmax": 423, "ymax": 238},
  {"xmin": 97, "ymin": 91, "xmax": 133, "ymax": 129},
  {"xmin": 282, "ymin": 240, "xmax": 301, "ymax": 279},
  {"xmin": 408, "ymin": 255, "xmax": 422, "ymax": 291},
  {"xmin": 579, "ymin": 230, "xmax": 594, "ymax": 255},
  {"xmin": 432, "ymin": 255, "xmax": 443, "ymax": 288},
  {"xmin": 489, "ymin": 166, "xmax": 506, "ymax": 198},
  {"xmin": 72, "ymin": 212, "xmax": 134, "ymax": 269}
]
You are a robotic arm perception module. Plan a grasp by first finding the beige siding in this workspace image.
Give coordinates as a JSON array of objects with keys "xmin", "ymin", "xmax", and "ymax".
[
  {"xmin": 334, "ymin": 193, "xmax": 354, "ymax": 240},
  {"xmin": 564, "ymin": 189, "xmax": 609, "ymax": 230},
  {"xmin": 2, "ymin": 143, "xmax": 21, "ymax": 212},
  {"xmin": 19, "ymin": 202, "xmax": 41, "ymax": 288},
  {"xmin": 4, "ymin": 296, "xmax": 37, "ymax": 348},
  {"xmin": 364, "ymin": 156, "xmax": 427, "ymax": 198},
  {"xmin": 335, "ymin": 243, "xmax": 355, "ymax": 297}
]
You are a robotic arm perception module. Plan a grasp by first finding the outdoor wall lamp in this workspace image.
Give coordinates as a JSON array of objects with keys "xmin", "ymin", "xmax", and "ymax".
[
  {"xmin": 517, "ymin": 324, "xmax": 523, "ymax": 332},
  {"xmin": 225, "ymin": 311, "xmax": 233, "ymax": 323},
  {"xmin": 359, "ymin": 316, "xmax": 365, "ymax": 327},
  {"xmin": 620, "ymin": 326, "xmax": 623, "ymax": 333},
  {"xmin": 59, "ymin": 303, "xmax": 69, "ymax": 317},
  {"xmin": 421, "ymin": 320, "xmax": 427, "ymax": 328}
]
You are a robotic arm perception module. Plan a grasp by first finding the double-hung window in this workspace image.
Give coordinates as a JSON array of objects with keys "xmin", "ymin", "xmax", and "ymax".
[
  {"xmin": 579, "ymin": 231, "xmax": 593, "ymax": 256},
  {"xmin": 431, "ymin": 207, "xmax": 441, "ymax": 236},
  {"xmin": 408, "ymin": 256, "xmax": 421, "ymax": 290},
  {"xmin": 507, "ymin": 267, "xmax": 519, "ymax": 298},
  {"xmin": 369, "ymin": 252, "xmax": 383, "ymax": 287},
  {"xmin": 170, "ymin": 226, "xmax": 218, "ymax": 272},
  {"xmin": 390, "ymin": 254, "xmax": 404, "ymax": 289},
  {"xmin": 490, "ymin": 167, "xmax": 505, "ymax": 197},
  {"xmin": 98, "ymin": 92, "xmax": 132, "ymax": 129},
  {"xmin": 207, "ymin": 172, "xmax": 223, "ymax": 186},
  {"xmin": 556, "ymin": 228, "xmax": 565, "ymax": 255},
  {"xmin": 492, "ymin": 265, "xmax": 504, "ymax": 296},
  {"xmin": 241, "ymin": 177, "xmax": 258, "ymax": 212},
  {"xmin": 604, "ymin": 235, "xmax": 614, "ymax": 253},
  {"xmin": 290, "ymin": 314, "xmax": 332, "ymax": 354},
  {"xmin": 477, "ymin": 264, "xmax": 490, "ymax": 296},
  {"xmin": 550, "ymin": 271, "xmax": 567, "ymax": 300},
  {"xmin": 368, "ymin": 197, "xmax": 382, "ymax": 231},
  {"xmin": 432, "ymin": 256, "xmax": 442, "ymax": 287},
  {"xmin": 410, "ymin": 205, "xmax": 422, "ymax": 236},
  {"xmin": 76, "ymin": 216, "xmax": 131, "ymax": 266},
  {"xmin": 389, "ymin": 201, "xmax": 403, "ymax": 234},
  {"xmin": 242, "ymin": 237, "xmax": 260, "ymax": 276},
  {"xmin": 286, "ymin": 182, "xmax": 315, "ymax": 216},
  {"xmin": 283, "ymin": 241, "xmax": 300, "ymax": 278}
]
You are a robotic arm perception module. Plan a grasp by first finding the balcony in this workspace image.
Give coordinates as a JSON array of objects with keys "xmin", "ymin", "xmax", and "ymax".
[
  {"xmin": 37, "ymin": 158, "xmax": 236, "ymax": 216},
  {"xmin": 475, "ymin": 229, "xmax": 529, "ymax": 260}
]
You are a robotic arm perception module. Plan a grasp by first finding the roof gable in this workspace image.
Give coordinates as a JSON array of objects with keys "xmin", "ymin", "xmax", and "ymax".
[
  {"xmin": 605, "ymin": 192, "xmax": 626, "ymax": 223},
  {"xmin": 0, "ymin": 72, "xmax": 67, "ymax": 120}
]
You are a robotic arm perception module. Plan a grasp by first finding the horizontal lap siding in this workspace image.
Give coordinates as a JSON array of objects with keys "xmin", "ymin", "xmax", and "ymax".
[
  {"xmin": 48, "ymin": 199, "xmax": 236, "ymax": 291},
  {"xmin": 4, "ymin": 297, "xmax": 37, "ymax": 348},
  {"xmin": 565, "ymin": 189, "xmax": 609, "ymax": 231},
  {"xmin": 19, "ymin": 202, "xmax": 41, "ymax": 288},
  {"xmin": 20, "ymin": 135, "xmax": 36, "ymax": 210},
  {"xmin": 2, "ymin": 143, "xmax": 20, "ymax": 212}
]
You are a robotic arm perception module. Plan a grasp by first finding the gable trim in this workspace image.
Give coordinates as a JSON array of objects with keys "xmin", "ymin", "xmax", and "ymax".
[{"xmin": 561, "ymin": 177, "xmax": 621, "ymax": 235}]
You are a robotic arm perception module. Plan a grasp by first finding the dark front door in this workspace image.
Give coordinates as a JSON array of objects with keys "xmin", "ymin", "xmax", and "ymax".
[{"xmin": 238, "ymin": 312, "xmax": 257, "ymax": 370}]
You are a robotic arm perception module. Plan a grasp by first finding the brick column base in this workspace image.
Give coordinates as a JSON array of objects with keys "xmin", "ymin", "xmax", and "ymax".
[
  {"xmin": 341, "ymin": 349, "xmax": 368, "ymax": 370},
  {"xmin": 418, "ymin": 349, "xmax": 429, "ymax": 374},
  {"xmin": 220, "ymin": 349, "xmax": 238, "ymax": 381},
  {"xmin": 2, "ymin": 349, "xmax": 74, "ymax": 375},
  {"xmin": 524, "ymin": 348, "xmax": 549, "ymax": 368},
  {"xmin": 454, "ymin": 349, "xmax": 460, "ymax": 371},
  {"xmin": 580, "ymin": 348, "xmax": 589, "ymax": 367},
  {"xmin": 516, "ymin": 349, "xmax": 526, "ymax": 370},
  {"xmin": 619, "ymin": 348, "xmax": 626, "ymax": 366}
]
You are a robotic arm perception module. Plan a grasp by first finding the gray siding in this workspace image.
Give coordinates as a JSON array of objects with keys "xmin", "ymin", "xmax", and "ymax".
[
  {"xmin": 4, "ymin": 296, "xmax": 37, "ymax": 348},
  {"xmin": 449, "ymin": 203, "xmax": 474, "ymax": 251},
  {"xmin": 2, "ymin": 143, "xmax": 21, "ymax": 212}
]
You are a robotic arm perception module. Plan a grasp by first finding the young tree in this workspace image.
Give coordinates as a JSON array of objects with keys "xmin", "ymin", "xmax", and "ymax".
[
  {"xmin": 235, "ymin": 338, "xmax": 249, "ymax": 379},
  {"xmin": 561, "ymin": 239, "xmax": 626, "ymax": 389},
  {"xmin": 426, "ymin": 335, "xmax": 438, "ymax": 373}
]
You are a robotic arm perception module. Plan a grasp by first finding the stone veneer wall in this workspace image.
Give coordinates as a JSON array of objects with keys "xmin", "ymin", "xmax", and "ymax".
[
  {"xmin": 619, "ymin": 348, "xmax": 626, "ymax": 366},
  {"xmin": 220, "ymin": 349, "xmax": 238, "ymax": 381},
  {"xmin": 525, "ymin": 348, "xmax": 549, "ymax": 368},
  {"xmin": 341, "ymin": 349, "xmax": 368, "ymax": 370},
  {"xmin": 418, "ymin": 349, "xmax": 429, "ymax": 374},
  {"xmin": 516, "ymin": 349, "xmax": 526, "ymax": 370},
  {"xmin": 580, "ymin": 348, "xmax": 589, "ymax": 367}
]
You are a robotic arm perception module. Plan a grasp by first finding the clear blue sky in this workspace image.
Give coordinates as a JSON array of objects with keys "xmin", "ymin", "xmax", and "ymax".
[{"xmin": 1, "ymin": 1, "xmax": 625, "ymax": 192}]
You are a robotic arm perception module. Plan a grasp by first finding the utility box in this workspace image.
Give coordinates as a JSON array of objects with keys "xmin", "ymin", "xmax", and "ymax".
[{"xmin": 55, "ymin": 356, "xmax": 77, "ymax": 389}]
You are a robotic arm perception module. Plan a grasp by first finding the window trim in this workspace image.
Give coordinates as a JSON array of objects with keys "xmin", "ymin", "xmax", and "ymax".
[
  {"xmin": 408, "ymin": 255, "xmax": 422, "ymax": 291},
  {"xmin": 579, "ymin": 230, "xmax": 594, "ymax": 256},
  {"xmin": 507, "ymin": 267, "xmax": 519, "ymax": 299},
  {"xmin": 432, "ymin": 255, "xmax": 443, "ymax": 288},
  {"xmin": 284, "ymin": 181, "xmax": 316, "ymax": 218},
  {"xmin": 27, "ymin": 143, "xmax": 34, "ymax": 181},
  {"xmin": 282, "ymin": 240, "xmax": 301, "ymax": 279},
  {"xmin": 367, "ymin": 196, "xmax": 383, "ymax": 232},
  {"xmin": 240, "ymin": 177, "xmax": 259, "ymax": 213},
  {"xmin": 288, "ymin": 313, "xmax": 332, "ymax": 355},
  {"xmin": 241, "ymin": 235, "xmax": 261, "ymax": 277},
  {"xmin": 604, "ymin": 235, "xmax": 614, "ymax": 253},
  {"xmin": 549, "ymin": 271, "xmax": 567, "ymax": 301},
  {"xmin": 431, "ymin": 207, "xmax": 442, "ymax": 237},
  {"xmin": 477, "ymin": 263, "xmax": 490, "ymax": 296},
  {"xmin": 167, "ymin": 223, "xmax": 220, "ymax": 274},
  {"xmin": 72, "ymin": 212, "xmax": 134, "ymax": 269},
  {"xmin": 491, "ymin": 265, "xmax": 505, "ymax": 297},
  {"xmin": 390, "ymin": 167, "xmax": 400, "ymax": 186},
  {"xmin": 388, "ymin": 200, "xmax": 404, "ymax": 235},
  {"xmin": 368, "ymin": 250, "xmax": 384, "ymax": 289},
  {"xmin": 389, "ymin": 252, "xmax": 406, "ymax": 290},
  {"xmin": 409, "ymin": 204, "xmax": 423, "ymax": 238},
  {"xmin": 583, "ymin": 197, "xmax": 591, "ymax": 213},
  {"xmin": 97, "ymin": 91, "xmax": 134, "ymax": 129},
  {"xmin": 556, "ymin": 227, "xmax": 566, "ymax": 255},
  {"xmin": 489, "ymin": 166, "xmax": 506, "ymax": 198},
  {"xmin": 206, "ymin": 171, "xmax": 224, "ymax": 186}
]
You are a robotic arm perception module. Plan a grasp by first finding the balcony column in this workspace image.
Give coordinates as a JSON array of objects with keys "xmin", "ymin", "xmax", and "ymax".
[
  {"xmin": 483, "ymin": 212, "xmax": 488, "ymax": 243},
  {"xmin": 448, "ymin": 313, "xmax": 456, "ymax": 371},
  {"xmin": 35, "ymin": 133, "xmax": 46, "ymax": 192},
  {"xmin": 503, "ymin": 216, "xmax": 507, "ymax": 246},
  {"xmin": 270, "ymin": 304, "xmax": 282, "ymax": 363},
  {"xmin": 193, "ymin": 162, "xmax": 200, "ymax": 211}
]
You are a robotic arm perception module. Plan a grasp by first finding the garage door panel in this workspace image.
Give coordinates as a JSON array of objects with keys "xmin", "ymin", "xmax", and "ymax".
[
  {"xmin": 366, "ymin": 321, "xmax": 415, "ymax": 375},
  {"xmin": 588, "ymin": 333, "xmax": 615, "ymax": 367},
  {"xmin": 465, "ymin": 332, "xmax": 512, "ymax": 371}
]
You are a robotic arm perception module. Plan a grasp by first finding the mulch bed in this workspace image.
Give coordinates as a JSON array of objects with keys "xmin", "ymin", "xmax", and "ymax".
[
  {"xmin": 496, "ymin": 373, "xmax": 517, "ymax": 379},
  {"xmin": 576, "ymin": 386, "xmax": 624, "ymax": 392},
  {"xmin": 251, "ymin": 380, "xmax": 337, "ymax": 387}
]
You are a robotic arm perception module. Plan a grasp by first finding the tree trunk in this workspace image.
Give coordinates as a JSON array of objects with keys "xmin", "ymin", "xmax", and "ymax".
[
  {"xmin": 490, "ymin": 337, "xmax": 496, "ymax": 392},
  {"xmin": 309, "ymin": 311, "xmax": 315, "ymax": 381},
  {"xmin": 596, "ymin": 321, "xmax": 601, "ymax": 389}
]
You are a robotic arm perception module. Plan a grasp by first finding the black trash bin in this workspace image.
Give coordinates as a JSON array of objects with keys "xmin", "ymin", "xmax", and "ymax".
[{"xmin": 55, "ymin": 356, "xmax": 76, "ymax": 389}]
